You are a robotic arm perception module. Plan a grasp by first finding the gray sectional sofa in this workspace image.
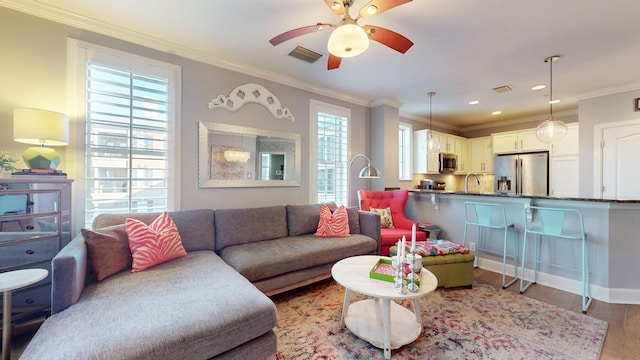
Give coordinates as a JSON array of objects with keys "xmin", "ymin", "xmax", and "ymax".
[{"xmin": 20, "ymin": 203, "xmax": 380, "ymax": 360}]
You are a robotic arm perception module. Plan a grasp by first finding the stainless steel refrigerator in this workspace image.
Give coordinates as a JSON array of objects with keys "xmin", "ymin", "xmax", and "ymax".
[{"xmin": 494, "ymin": 152, "xmax": 549, "ymax": 196}]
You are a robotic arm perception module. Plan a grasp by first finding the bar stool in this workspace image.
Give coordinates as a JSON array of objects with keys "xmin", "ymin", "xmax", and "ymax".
[
  {"xmin": 462, "ymin": 202, "xmax": 518, "ymax": 288},
  {"xmin": 519, "ymin": 206, "xmax": 592, "ymax": 313}
]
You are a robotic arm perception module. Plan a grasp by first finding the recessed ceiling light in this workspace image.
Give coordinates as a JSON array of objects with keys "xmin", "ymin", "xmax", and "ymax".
[
  {"xmin": 331, "ymin": 2, "xmax": 341, "ymax": 9},
  {"xmin": 532, "ymin": 85, "xmax": 546, "ymax": 91},
  {"xmin": 468, "ymin": 100, "xmax": 479, "ymax": 105},
  {"xmin": 492, "ymin": 111, "xmax": 502, "ymax": 115},
  {"xmin": 549, "ymin": 99, "xmax": 560, "ymax": 104},
  {"xmin": 367, "ymin": 5, "xmax": 378, "ymax": 15}
]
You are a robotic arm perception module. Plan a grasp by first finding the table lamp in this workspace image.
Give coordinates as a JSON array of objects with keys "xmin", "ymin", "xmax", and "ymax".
[{"xmin": 13, "ymin": 108, "xmax": 69, "ymax": 171}]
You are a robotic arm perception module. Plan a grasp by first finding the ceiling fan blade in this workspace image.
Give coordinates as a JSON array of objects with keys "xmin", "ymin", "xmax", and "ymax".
[
  {"xmin": 328, "ymin": 54, "xmax": 342, "ymax": 70},
  {"xmin": 363, "ymin": 25, "xmax": 414, "ymax": 53},
  {"xmin": 358, "ymin": 0, "xmax": 412, "ymax": 19},
  {"xmin": 269, "ymin": 23, "xmax": 333, "ymax": 46},
  {"xmin": 324, "ymin": 0, "xmax": 346, "ymax": 16}
]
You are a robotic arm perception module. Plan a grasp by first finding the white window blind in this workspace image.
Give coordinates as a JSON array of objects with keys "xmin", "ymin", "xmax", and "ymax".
[
  {"xmin": 84, "ymin": 62, "xmax": 171, "ymax": 227},
  {"xmin": 316, "ymin": 111, "xmax": 349, "ymax": 205}
]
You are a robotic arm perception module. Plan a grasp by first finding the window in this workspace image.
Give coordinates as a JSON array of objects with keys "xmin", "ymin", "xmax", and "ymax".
[
  {"xmin": 399, "ymin": 123, "xmax": 413, "ymax": 180},
  {"xmin": 72, "ymin": 41, "xmax": 181, "ymax": 228},
  {"xmin": 309, "ymin": 100, "xmax": 350, "ymax": 205}
]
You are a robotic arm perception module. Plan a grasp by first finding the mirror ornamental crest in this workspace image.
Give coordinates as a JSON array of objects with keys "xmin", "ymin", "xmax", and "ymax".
[{"xmin": 208, "ymin": 83, "xmax": 295, "ymax": 122}]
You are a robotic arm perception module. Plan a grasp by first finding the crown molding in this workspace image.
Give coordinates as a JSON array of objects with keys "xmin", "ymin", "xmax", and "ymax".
[
  {"xmin": 370, "ymin": 98, "xmax": 403, "ymax": 109},
  {"xmin": 460, "ymin": 109, "xmax": 579, "ymax": 132},
  {"xmin": 576, "ymin": 82, "xmax": 640, "ymax": 100},
  {"xmin": 399, "ymin": 111, "xmax": 460, "ymax": 132},
  {"xmin": 1, "ymin": 0, "xmax": 371, "ymax": 107}
]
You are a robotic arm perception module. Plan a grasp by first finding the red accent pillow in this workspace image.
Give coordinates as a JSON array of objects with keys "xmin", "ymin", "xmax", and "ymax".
[
  {"xmin": 125, "ymin": 212, "xmax": 187, "ymax": 272},
  {"xmin": 314, "ymin": 204, "xmax": 350, "ymax": 237}
]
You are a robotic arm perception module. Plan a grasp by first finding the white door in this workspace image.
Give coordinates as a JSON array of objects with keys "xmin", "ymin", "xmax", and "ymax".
[{"xmin": 601, "ymin": 123, "xmax": 640, "ymax": 199}]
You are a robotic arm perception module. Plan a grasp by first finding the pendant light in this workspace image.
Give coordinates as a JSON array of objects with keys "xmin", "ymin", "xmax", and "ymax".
[
  {"xmin": 426, "ymin": 92, "xmax": 441, "ymax": 153},
  {"xmin": 535, "ymin": 55, "xmax": 568, "ymax": 143}
]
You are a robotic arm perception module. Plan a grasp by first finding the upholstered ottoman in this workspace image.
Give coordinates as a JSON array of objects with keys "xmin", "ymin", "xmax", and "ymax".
[{"xmin": 390, "ymin": 242, "xmax": 474, "ymax": 288}]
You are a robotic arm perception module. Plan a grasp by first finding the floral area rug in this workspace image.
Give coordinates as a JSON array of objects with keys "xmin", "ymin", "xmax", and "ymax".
[{"xmin": 272, "ymin": 279, "xmax": 607, "ymax": 359}]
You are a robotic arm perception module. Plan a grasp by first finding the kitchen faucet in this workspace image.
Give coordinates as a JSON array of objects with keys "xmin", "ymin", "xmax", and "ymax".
[{"xmin": 464, "ymin": 173, "xmax": 480, "ymax": 193}]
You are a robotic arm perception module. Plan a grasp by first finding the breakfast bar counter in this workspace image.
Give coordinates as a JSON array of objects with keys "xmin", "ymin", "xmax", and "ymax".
[{"xmin": 405, "ymin": 190, "xmax": 640, "ymax": 304}]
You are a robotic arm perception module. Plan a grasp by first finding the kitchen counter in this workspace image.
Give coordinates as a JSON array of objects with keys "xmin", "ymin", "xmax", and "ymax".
[
  {"xmin": 406, "ymin": 190, "xmax": 640, "ymax": 304},
  {"xmin": 410, "ymin": 189, "xmax": 640, "ymax": 203}
]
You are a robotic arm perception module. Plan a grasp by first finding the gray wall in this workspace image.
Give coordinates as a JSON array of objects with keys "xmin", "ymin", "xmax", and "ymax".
[
  {"xmin": 578, "ymin": 89, "xmax": 640, "ymax": 197},
  {"xmin": 0, "ymin": 8, "xmax": 371, "ymax": 221}
]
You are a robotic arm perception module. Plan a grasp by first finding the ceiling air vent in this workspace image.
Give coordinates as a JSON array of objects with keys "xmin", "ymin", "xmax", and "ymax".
[
  {"xmin": 288, "ymin": 46, "xmax": 323, "ymax": 63},
  {"xmin": 492, "ymin": 85, "xmax": 513, "ymax": 93}
]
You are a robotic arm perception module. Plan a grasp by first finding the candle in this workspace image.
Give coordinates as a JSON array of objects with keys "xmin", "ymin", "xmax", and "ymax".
[
  {"xmin": 401, "ymin": 235, "xmax": 406, "ymax": 261},
  {"xmin": 411, "ymin": 223, "xmax": 416, "ymax": 252}
]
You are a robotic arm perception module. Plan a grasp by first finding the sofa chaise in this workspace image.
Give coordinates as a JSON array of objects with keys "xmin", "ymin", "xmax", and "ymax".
[{"xmin": 20, "ymin": 203, "xmax": 380, "ymax": 360}]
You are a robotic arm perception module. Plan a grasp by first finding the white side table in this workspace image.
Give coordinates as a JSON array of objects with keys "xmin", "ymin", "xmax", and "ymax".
[
  {"xmin": 0, "ymin": 269, "xmax": 48, "ymax": 360},
  {"xmin": 332, "ymin": 256, "xmax": 438, "ymax": 359}
]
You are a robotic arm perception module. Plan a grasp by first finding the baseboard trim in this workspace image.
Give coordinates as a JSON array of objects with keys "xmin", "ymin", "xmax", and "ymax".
[{"xmin": 477, "ymin": 258, "xmax": 640, "ymax": 305}]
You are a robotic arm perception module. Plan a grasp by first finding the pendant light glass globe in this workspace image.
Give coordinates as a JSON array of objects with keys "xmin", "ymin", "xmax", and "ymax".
[
  {"xmin": 427, "ymin": 132, "xmax": 440, "ymax": 153},
  {"xmin": 536, "ymin": 55, "xmax": 568, "ymax": 144},
  {"xmin": 426, "ymin": 92, "xmax": 441, "ymax": 153},
  {"xmin": 536, "ymin": 118, "xmax": 568, "ymax": 143}
]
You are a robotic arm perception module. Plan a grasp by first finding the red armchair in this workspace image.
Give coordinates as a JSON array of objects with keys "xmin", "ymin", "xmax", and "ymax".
[{"xmin": 357, "ymin": 189, "xmax": 427, "ymax": 255}]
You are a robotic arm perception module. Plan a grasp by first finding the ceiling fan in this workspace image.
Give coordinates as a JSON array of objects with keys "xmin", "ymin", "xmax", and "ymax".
[{"xmin": 269, "ymin": 0, "xmax": 414, "ymax": 70}]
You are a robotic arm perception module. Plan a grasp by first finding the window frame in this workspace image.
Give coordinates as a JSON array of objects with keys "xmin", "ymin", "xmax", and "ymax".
[
  {"xmin": 399, "ymin": 122, "xmax": 413, "ymax": 181},
  {"xmin": 309, "ymin": 99, "xmax": 351, "ymax": 205},
  {"xmin": 68, "ymin": 39, "xmax": 181, "ymax": 229}
]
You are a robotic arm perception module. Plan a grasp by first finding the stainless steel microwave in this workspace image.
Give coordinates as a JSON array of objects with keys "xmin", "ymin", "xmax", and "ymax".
[{"xmin": 439, "ymin": 153, "xmax": 457, "ymax": 173}]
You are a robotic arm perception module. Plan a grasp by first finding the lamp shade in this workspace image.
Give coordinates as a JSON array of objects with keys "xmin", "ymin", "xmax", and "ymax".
[
  {"xmin": 224, "ymin": 150, "xmax": 250, "ymax": 163},
  {"xmin": 327, "ymin": 20, "xmax": 370, "ymax": 58},
  {"xmin": 359, "ymin": 165, "xmax": 381, "ymax": 178},
  {"xmin": 13, "ymin": 108, "xmax": 69, "ymax": 146}
]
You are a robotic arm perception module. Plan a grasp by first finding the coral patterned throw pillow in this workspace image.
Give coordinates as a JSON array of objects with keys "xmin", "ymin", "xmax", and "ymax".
[
  {"xmin": 125, "ymin": 212, "xmax": 187, "ymax": 272},
  {"xmin": 314, "ymin": 204, "xmax": 350, "ymax": 237}
]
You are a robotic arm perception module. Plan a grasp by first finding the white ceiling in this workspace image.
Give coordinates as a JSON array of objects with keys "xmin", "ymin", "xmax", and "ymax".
[{"xmin": 7, "ymin": 0, "xmax": 640, "ymax": 130}]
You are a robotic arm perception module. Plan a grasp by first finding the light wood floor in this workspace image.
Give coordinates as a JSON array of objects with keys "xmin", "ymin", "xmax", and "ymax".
[
  {"xmin": 8, "ymin": 268, "xmax": 640, "ymax": 359},
  {"xmin": 474, "ymin": 268, "xmax": 640, "ymax": 360}
]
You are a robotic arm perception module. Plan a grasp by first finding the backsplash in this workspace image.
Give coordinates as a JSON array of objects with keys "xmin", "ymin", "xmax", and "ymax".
[{"xmin": 413, "ymin": 173, "xmax": 495, "ymax": 193}]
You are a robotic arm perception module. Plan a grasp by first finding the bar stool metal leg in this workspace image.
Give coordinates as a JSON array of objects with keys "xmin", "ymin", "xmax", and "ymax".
[
  {"xmin": 519, "ymin": 206, "xmax": 592, "ymax": 313},
  {"xmin": 463, "ymin": 202, "xmax": 519, "ymax": 289}
]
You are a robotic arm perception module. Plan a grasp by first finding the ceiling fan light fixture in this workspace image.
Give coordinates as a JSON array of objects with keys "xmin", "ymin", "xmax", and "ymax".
[{"xmin": 327, "ymin": 20, "xmax": 370, "ymax": 58}]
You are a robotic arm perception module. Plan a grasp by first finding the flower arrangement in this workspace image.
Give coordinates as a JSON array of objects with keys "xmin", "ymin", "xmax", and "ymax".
[{"xmin": 0, "ymin": 150, "xmax": 18, "ymax": 173}]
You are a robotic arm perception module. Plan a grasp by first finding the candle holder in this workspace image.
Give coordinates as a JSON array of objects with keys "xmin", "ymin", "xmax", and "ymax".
[
  {"xmin": 392, "ymin": 255, "xmax": 406, "ymax": 294},
  {"xmin": 406, "ymin": 249, "xmax": 422, "ymax": 292}
]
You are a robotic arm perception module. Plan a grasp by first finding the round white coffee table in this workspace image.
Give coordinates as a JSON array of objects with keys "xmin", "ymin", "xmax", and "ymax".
[
  {"xmin": 331, "ymin": 255, "xmax": 438, "ymax": 359},
  {"xmin": 1, "ymin": 269, "xmax": 48, "ymax": 360}
]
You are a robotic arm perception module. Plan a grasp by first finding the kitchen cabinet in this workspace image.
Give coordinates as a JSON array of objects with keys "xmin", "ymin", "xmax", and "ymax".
[
  {"xmin": 469, "ymin": 136, "xmax": 493, "ymax": 173},
  {"xmin": 550, "ymin": 123, "xmax": 579, "ymax": 156},
  {"xmin": 0, "ymin": 177, "xmax": 73, "ymax": 327},
  {"xmin": 439, "ymin": 133, "xmax": 456, "ymax": 154},
  {"xmin": 455, "ymin": 137, "xmax": 469, "ymax": 174},
  {"xmin": 492, "ymin": 129, "xmax": 548, "ymax": 154},
  {"xmin": 413, "ymin": 129, "xmax": 439, "ymax": 174},
  {"xmin": 550, "ymin": 155, "xmax": 579, "ymax": 197},
  {"xmin": 550, "ymin": 123, "xmax": 579, "ymax": 197}
]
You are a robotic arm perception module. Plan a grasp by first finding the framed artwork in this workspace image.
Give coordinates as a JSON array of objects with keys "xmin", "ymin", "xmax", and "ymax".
[{"xmin": 635, "ymin": 98, "xmax": 640, "ymax": 111}]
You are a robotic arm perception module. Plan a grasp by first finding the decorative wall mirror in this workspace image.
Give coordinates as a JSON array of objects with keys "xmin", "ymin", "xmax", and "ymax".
[{"xmin": 198, "ymin": 121, "xmax": 301, "ymax": 188}]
